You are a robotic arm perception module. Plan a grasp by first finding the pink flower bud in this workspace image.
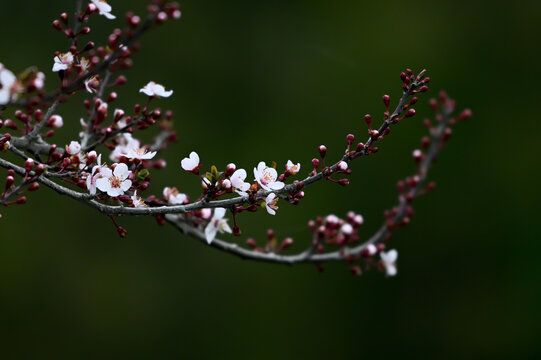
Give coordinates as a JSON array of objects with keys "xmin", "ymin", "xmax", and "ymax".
[
  {"xmin": 24, "ymin": 159, "xmax": 34, "ymax": 173},
  {"xmin": 412, "ymin": 149, "xmax": 423, "ymax": 163},
  {"xmin": 16, "ymin": 196, "xmax": 27, "ymax": 205},
  {"xmin": 382, "ymin": 94, "xmax": 390, "ymax": 107},
  {"xmin": 337, "ymin": 161, "xmax": 348, "ymax": 171},
  {"xmin": 5, "ymin": 176, "xmax": 14, "ymax": 188},
  {"xmin": 225, "ymin": 163, "xmax": 236, "ymax": 176},
  {"xmin": 405, "ymin": 108, "xmax": 416, "ymax": 117},
  {"xmin": 318, "ymin": 145, "xmax": 327, "ymax": 158}
]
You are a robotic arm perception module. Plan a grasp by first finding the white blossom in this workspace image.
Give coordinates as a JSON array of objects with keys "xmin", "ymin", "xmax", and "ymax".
[
  {"xmin": 131, "ymin": 191, "xmax": 147, "ymax": 208},
  {"xmin": 380, "ymin": 250, "xmax": 398, "ymax": 277},
  {"xmin": 85, "ymin": 75, "xmax": 99, "ymax": 93},
  {"xmin": 265, "ymin": 193, "xmax": 279, "ymax": 215},
  {"xmin": 204, "ymin": 207, "xmax": 232, "ymax": 244},
  {"xmin": 66, "ymin": 141, "xmax": 81, "ymax": 156},
  {"xmin": 91, "ymin": 0, "xmax": 116, "ymax": 19},
  {"xmin": 139, "ymin": 81, "xmax": 173, "ymax": 98},
  {"xmin": 79, "ymin": 57, "xmax": 90, "ymax": 72},
  {"xmin": 110, "ymin": 133, "xmax": 140, "ymax": 161},
  {"xmin": 253, "ymin": 161, "xmax": 284, "ymax": 191},
  {"xmin": 96, "ymin": 162, "xmax": 132, "ymax": 197},
  {"xmin": 125, "ymin": 147, "xmax": 157, "ymax": 160},
  {"xmin": 181, "ymin": 151, "xmax": 200, "ymax": 172},
  {"xmin": 86, "ymin": 154, "xmax": 106, "ymax": 195},
  {"xmin": 52, "ymin": 52, "xmax": 74, "ymax": 72},
  {"xmin": 286, "ymin": 160, "xmax": 300, "ymax": 175},
  {"xmin": 0, "ymin": 64, "xmax": 18, "ymax": 104},
  {"xmin": 163, "ymin": 187, "xmax": 187, "ymax": 205},
  {"xmin": 230, "ymin": 168, "xmax": 250, "ymax": 195},
  {"xmin": 33, "ymin": 72, "xmax": 45, "ymax": 90}
]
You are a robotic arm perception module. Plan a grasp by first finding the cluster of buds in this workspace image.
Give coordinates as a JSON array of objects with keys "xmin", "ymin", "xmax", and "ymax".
[{"xmin": 246, "ymin": 229, "xmax": 294, "ymax": 254}]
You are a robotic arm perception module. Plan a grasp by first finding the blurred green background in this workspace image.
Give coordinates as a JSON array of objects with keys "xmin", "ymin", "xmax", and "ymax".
[{"xmin": 1, "ymin": 0, "xmax": 540, "ymax": 358}]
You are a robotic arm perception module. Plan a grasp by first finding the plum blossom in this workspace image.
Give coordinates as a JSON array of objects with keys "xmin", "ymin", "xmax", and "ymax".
[
  {"xmin": 32, "ymin": 72, "xmax": 45, "ymax": 90},
  {"xmin": 230, "ymin": 169, "xmax": 250, "ymax": 195},
  {"xmin": 125, "ymin": 147, "xmax": 156, "ymax": 160},
  {"xmin": 66, "ymin": 141, "xmax": 81, "ymax": 156},
  {"xmin": 286, "ymin": 160, "xmax": 300, "ymax": 175},
  {"xmin": 85, "ymin": 75, "xmax": 99, "ymax": 93},
  {"xmin": 52, "ymin": 52, "xmax": 74, "ymax": 72},
  {"xmin": 96, "ymin": 162, "xmax": 132, "ymax": 197},
  {"xmin": 79, "ymin": 57, "xmax": 90, "ymax": 72},
  {"xmin": 91, "ymin": 0, "xmax": 116, "ymax": 19},
  {"xmin": 139, "ymin": 81, "xmax": 173, "ymax": 98},
  {"xmin": 86, "ymin": 154, "xmax": 106, "ymax": 195},
  {"xmin": 265, "ymin": 193, "xmax": 279, "ymax": 215},
  {"xmin": 253, "ymin": 161, "xmax": 284, "ymax": 191},
  {"xmin": 110, "ymin": 133, "xmax": 140, "ymax": 161},
  {"xmin": 181, "ymin": 151, "xmax": 200, "ymax": 172},
  {"xmin": 380, "ymin": 249, "xmax": 398, "ymax": 277},
  {"xmin": 131, "ymin": 191, "xmax": 147, "ymax": 208},
  {"xmin": 0, "ymin": 64, "xmax": 19, "ymax": 104},
  {"xmin": 163, "ymin": 187, "xmax": 187, "ymax": 205},
  {"xmin": 204, "ymin": 207, "xmax": 232, "ymax": 244}
]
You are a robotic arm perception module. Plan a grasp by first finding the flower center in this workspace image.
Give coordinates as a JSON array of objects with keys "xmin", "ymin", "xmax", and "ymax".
[
  {"xmin": 109, "ymin": 176, "xmax": 121, "ymax": 188},
  {"xmin": 133, "ymin": 148, "xmax": 145, "ymax": 155},
  {"xmin": 269, "ymin": 198, "xmax": 279, "ymax": 210},
  {"xmin": 261, "ymin": 169, "xmax": 275, "ymax": 184}
]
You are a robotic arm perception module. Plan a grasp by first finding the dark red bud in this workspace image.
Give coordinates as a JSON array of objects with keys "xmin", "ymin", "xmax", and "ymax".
[
  {"xmin": 318, "ymin": 145, "xmax": 327, "ymax": 158},
  {"xmin": 117, "ymin": 226, "xmax": 127, "ymax": 238},
  {"xmin": 5, "ymin": 176, "xmax": 15, "ymax": 188},
  {"xmin": 52, "ymin": 19, "xmax": 63, "ymax": 31},
  {"xmin": 346, "ymin": 133, "xmax": 355, "ymax": 145},
  {"xmin": 16, "ymin": 196, "xmax": 27, "ymax": 205},
  {"xmin": 459, "ymin": 109, "xmax": 472, "ymax": 121},
  {"xmin": 280, "ymin": 237, "xmax": 293, "ymax": 251},
  {"xmin": 60, "ymin": 12, "xmax": 69, "ymax": 24},
  {"xmin": 364, "ymin": 114, "xmax": 371, "ymax": 125},
  {"xmin": 28, "ymin": 182, "xmax": 40, "ymax": 191},
  {"xmin": 350, "ymin": 266, "xmax": 362, "ymax": 276},
  {"xmin": 382, "ymin": 95, "xmax": 390, "ymax": 107},
  {"xmin": 24, "ymin": 159, "xmax": 34, "ymax": 173},
  {"xmin": 419, "ymin": 85, "xmax": 429, "ymax": 93},
  {"xmin": 338, "ymin": 178, "xmax": 350, "ymax": 186},
  {"xmin": 246, "ymin": 238, "xmax": 258, "ymax": 249},
  {"xmin": 405, "ymin": 108, "xmax": 416, "ymax": 118},
  {"xmin": 35, "ymin": 164, "xmax": 45, "ymax": 176}
]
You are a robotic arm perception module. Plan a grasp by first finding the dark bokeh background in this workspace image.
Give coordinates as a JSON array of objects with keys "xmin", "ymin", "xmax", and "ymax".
[{"xmin": 1, "ymin": 1, "xmax": 539, "ymax": 358}]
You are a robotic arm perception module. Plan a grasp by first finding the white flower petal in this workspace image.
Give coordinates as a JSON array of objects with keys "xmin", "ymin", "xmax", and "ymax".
[
  {"xmin": 95, "ymin": 177, "xmax": 110, "ymax": 192},
  {"xmin": 120, "ymin": 179, "xmax": 132, "ymax": 191}
]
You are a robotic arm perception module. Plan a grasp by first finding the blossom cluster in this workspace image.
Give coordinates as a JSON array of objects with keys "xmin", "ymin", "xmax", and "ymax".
[{"xmin": 0, "ymin": 0, "xmax": 470, "ymax": 277}]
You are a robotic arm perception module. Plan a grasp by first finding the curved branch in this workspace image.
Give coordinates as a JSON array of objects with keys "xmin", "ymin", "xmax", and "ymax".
[{"xmin": 162, "ymin": 100, "xmax": 455, "ymax": 265}]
